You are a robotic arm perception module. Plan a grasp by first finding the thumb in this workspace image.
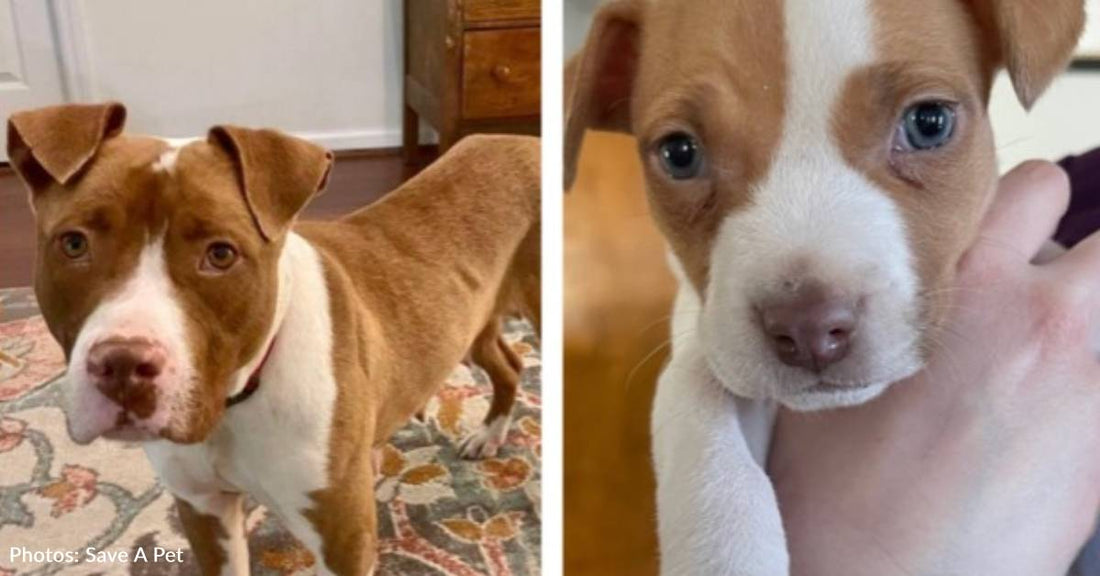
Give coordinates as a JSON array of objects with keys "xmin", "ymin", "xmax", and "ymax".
[{"xmin": 966, "ymin": 160, "xmax": 1070, "ymax": 266}]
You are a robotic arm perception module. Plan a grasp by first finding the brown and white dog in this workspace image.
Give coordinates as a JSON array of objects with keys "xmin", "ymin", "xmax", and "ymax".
[
  {"xmin": 566, "ymin": 0, "xmax": 1083, "ymax": 573},
  {"xmin": 7, "ymin": 102, "xmax": 540, "ymax": 575}
]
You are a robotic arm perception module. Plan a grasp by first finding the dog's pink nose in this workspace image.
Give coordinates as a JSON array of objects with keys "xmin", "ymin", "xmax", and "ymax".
[
  {"xmin": 761, "ymin": 294, "xmax": 857, "ymax": 372},
  {"xmin": 86, "ymin": 339, "xmax": 164, "ymax": 417}
]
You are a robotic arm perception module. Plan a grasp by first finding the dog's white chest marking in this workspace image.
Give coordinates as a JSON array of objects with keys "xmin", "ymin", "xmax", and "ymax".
[{"xmin": 144, "ymin": 233, "xmax": 337, "ymax": 559}]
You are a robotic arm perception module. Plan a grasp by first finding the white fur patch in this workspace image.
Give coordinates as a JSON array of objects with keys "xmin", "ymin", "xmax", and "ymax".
[
  {"xmin": 66, "ymin": 235, "xmax": 192, "ymax": 443},
  {"xmin": 696, "ymin": 0, "xmax": 922, "ymax": 409},
  {"xmin": 152, "ymin": 137, "xmax": 199, "ymax": 173},
  {"xmin": 459, "ymin": 415, "xmax": 512, "ymax": 459},
  {"xmin": 152, "ymin": 148, "xmax": 180, "ymax": 173}
]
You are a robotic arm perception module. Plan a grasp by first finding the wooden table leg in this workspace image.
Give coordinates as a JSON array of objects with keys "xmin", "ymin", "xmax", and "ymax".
[{"xmin": 403, "ymin": 104, "xmax": 420, "ymax": 165}]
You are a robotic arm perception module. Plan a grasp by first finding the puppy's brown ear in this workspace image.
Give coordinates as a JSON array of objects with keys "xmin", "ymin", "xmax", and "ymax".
[
  {"xmin": 973, "ymin": 0, "xmax": 1085, "ymax": 109},
  {"xmin": 7, "ymin": 102, "xmax": 126, "ymax": 190},
  {"xmin": 208, "ymin": 126, "xmax": 333, "ymax": 242},
  {"xmin": 564, "ymin": 0, "xmax": 644, "ymax": 189}
]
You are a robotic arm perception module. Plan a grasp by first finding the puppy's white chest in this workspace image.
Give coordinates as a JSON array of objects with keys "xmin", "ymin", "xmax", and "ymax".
[{"xmin": 737, "ymin": 398, "xmax": 778, "ymax": 467}]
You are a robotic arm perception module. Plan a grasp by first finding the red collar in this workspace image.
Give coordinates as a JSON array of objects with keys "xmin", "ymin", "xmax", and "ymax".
[{"xmin": 226, "ymin": 337, "xmax": 277, "ymax": 408}]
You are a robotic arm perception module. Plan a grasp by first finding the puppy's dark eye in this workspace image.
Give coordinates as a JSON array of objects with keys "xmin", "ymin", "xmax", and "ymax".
[
  {"xmin": 900, "ymin": 102, "xmax": 956, "ymax": 150},
  {"xmin": 657, "ymin": 132, "xmax": 703, "ymax": 180},
  {"xmin": 203, "ymin": 242, "xmax": 238, "ymax": 272},
  {"xmin": 59, "ymin": 232, "xmax": 89, "ymax": 259}
]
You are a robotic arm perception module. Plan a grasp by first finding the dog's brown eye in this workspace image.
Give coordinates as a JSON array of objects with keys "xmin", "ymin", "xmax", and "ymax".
[
  {"xmin": 657, "ymin": 132, "xmax": 704, "ymax": 180},
  {"xmin": 59, "ymin": 232, "xmax": 89, "ymax": 259},
  {"xmin": 203, "ymin": 242, "xmax": 238, "ymax": 271}
]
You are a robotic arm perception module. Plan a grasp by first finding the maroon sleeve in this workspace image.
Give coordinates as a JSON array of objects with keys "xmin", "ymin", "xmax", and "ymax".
[
  {"xmin": 1055, "ymin": 147, "xmax": 1100, "ymax": 247},
  {"xmin": 1055, "ymin": 148, "xmax": 1100, "ymax": 575}
]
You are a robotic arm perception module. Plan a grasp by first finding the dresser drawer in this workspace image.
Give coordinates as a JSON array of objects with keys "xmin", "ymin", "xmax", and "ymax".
[
  {"xmin": 464, "ymin": 0, "xmax": 539, "ymax": 23},
  {"xmin": 462, "ymin": 28, "xmax": 540, "ymax": 119}
]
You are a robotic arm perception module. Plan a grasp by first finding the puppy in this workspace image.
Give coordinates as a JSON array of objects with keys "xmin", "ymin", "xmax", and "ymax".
[
  {"xmin": 566, "ymin": 0, "xmax": 1084, "ymax": 573},
  {"xmin": 8, "ymin": 103, "xmax": 540, "ymax": 575}
]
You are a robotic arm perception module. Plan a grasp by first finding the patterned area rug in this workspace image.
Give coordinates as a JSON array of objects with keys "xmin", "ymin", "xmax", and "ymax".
[{"xmin": 0, "ymin": 288, "xmax": 541, "ymax": 576}]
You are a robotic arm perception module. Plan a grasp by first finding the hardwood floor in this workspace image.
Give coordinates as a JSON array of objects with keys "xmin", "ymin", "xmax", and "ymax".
[
  {"xmin": 565, "ymin": 132, "xmax": 669, "ymax": 575},
  {"xmin": 0, "ymin": 147, "xmax": 437, "ymax": 288}
]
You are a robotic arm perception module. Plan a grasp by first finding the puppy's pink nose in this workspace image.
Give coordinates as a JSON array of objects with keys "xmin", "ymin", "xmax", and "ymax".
[
  {"xmin": 761, "ymin": 294, "xmax": 857, "ymax": 372},
  {"xmin": 86, "ymin": 339, "xmax": 164, "ymax": 417}
]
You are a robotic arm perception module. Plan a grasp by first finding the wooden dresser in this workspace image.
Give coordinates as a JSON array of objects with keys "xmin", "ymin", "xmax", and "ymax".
[{"xmin": 403, "ymin": 0, "xmax": 540, "ymax": 162}]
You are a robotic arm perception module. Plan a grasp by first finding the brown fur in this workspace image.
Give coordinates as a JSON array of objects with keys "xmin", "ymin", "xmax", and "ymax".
[
  {"xmin": 175, "ymin": 498, "xmax": 230, "ymax": 574},
  {"xmin": 563, "ymin": 0, "xmax": 644, "ymax": 187},
  {"xmin": 296, "ymin": 135, "xmax": 539, "ymax": 573},
  {"xmin": 7, "ymin": 102, "xmax": 126, "ymax": 187},
  {"xmin": 210, "ymin": 126, "xmax": 334, "ymax": 241},
  {"xmin": 966, "ymin": 0, "xmax": 1086, "ymax": 108},
  {"xmin": 471, "ymin": 319, "xmax": 521, "ymax": 424}
]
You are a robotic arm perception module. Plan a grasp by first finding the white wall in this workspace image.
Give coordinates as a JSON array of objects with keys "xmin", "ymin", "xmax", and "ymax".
[
  {"xmin": 991, "ymin": 72, "xmax": 1100, "ymax": 169},
  {"xmin": 564, "ymin": 0, "xmax": 599, "ymax": 55},
  {"xmin": 61, "ymin": 0, "xmax": 419, "ymax": 150}
]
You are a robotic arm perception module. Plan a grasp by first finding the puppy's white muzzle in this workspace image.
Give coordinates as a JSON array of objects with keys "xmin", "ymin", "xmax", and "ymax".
[{"xmin": 700, "ymin": 153, "xmax": 923, "ymax": 410}]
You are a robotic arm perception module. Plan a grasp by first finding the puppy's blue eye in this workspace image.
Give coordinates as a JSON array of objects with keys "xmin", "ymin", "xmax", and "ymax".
[
  {"xmin": 657, "ymin": 132, "xmax": 703, "ymax": 179},
  {"xmin": 901, "ymin": 102, "xmax": 956, "ymax": 150}
]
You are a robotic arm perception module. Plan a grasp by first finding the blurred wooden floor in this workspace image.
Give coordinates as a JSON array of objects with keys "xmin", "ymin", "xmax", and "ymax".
[
  {"xmin": 0, "ymin": 147, "xmax": 436, "ymax": 288},
  {"xmin": 565, "ymin": 131, "xmax": 676, "ymax": 575}
]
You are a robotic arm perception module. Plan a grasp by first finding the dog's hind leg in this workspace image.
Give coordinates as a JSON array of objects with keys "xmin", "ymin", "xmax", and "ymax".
[
  {"xmin": 500, "ymin": 335, "xmax": 525, "ymax": 373},
  {"xmin": 459, "ymin": 318, "xmax": 520, "ymax": 459}
]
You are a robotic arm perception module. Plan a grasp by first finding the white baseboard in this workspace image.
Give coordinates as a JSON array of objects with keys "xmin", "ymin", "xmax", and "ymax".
[{"xmin": 292, "ymin": 127, "xmax": 438, "ymax": 151}]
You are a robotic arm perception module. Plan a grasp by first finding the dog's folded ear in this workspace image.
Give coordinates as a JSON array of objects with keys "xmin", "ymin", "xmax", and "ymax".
[
  {"xmin": 208, "ymin": 126, "xmax": 334, "ymax": 242},
  {"xmin": 564, "ymin": 0, "xmax": 643, "ymax": 189},
  {"xmin": 7, "ymin": 102, "xmax": 127, "ymax": 191},
  {"xmin": 973, "ymin": 0, "xmax": 1085, "ymax": 109}
]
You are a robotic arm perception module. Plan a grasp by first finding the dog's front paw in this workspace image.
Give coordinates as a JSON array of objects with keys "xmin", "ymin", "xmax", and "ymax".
[{"xmin": 458, "ymin": 416, "xmax": 510, "ymax": 459}]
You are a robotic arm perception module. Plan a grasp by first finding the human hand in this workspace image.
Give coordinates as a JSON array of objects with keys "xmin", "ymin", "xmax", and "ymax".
[{"xmin": 768, "ymin": 160, "xmax": 1100, "ymax": 576}]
